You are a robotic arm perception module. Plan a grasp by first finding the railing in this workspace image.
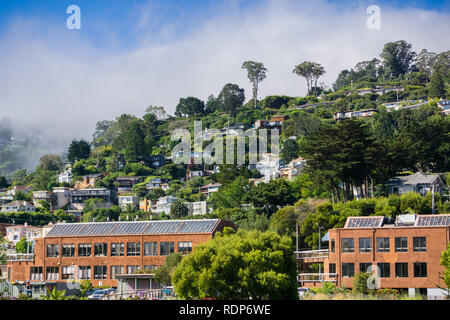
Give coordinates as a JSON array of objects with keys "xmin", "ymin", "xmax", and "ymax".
[
  {"xmin": 99, "ymin": 289, "xmax": 173, "ymax": 300},
  {"xmin": 297, "ymin": 273, "xmax": 338, "ymax": 283},
  {"xmin": 294, "ymin": 249, "xmax": 329, "ymax": 260},
  {"xmin": 7, "ymin": 253, "xmax": 34, "ymax": 262}
]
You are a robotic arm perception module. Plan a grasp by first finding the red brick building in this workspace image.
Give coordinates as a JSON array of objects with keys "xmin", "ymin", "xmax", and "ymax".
[
  {"xmin": 6, "ymin": 219, "xmax": 235, "ymax": 288},
  {"xmin": 297, "ymin": 215, "xmax": 450, "ymax": 297}
]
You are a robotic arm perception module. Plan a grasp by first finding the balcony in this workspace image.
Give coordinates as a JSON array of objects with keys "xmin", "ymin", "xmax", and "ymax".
[
  {"xmin": 294, "ymin": 249, "xmax": 329, "ymax": 263},
  {"xmin": 297, "ymin": 273, "xmax": 338, "ymax": 287},
  {"xmin": 7, "ymin": 253, "xmax": 35, "ymax": 262}
]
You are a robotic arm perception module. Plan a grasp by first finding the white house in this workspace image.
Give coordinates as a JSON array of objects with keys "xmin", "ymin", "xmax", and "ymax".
[
  {"xmin": 118, "ymin": 195, "xmax": 141, "ymax": 210},
  {"xmin": 256, "ymin": 153, "xmax": 281, "ymax": 183},
  {"xmin": 5, "ymin": 223, "xmax": 41, "ymax": 246},
  {"xmin": 1, "ymin": 200, "xmax": 35, "ymax": 213},
  {"xmin": 386, "ymin": 172, "xmax": 445, "ymax": 196},
  {"xmin": 184, "ymin": 201, "xmax": 209, "ymax": 216},
  {"xmin": 438, "ymin": 99, "xmax": 450, "ymax": 116},
  {"xmin": 200, "ymin": 183, "xmax": 222, "ymax": 197},
  {"xmin": 58, "ymin": 167, "xmax": 73, "ymax": 184},
  {"xmin": 154, "ymin": 196, "xmax": 180, "ymax": 215}
]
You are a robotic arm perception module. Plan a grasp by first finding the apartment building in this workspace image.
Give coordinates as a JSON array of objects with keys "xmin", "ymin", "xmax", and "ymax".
[
  {"xmin": 6, "ymin": 219, "xmax": 236, "ymax": 288},
  {"xmin": 297, "ymin": 214, "xmax": 450, "ymax": 297}
]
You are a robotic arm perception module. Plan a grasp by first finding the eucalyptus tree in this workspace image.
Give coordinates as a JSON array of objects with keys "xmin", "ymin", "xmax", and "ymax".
[
  {"xmin": 293, "ymin": 61, "xmax": 326, "ymax": 96},
  {"xmin": 241, "ymin": 61, "xmax": 267, "ymax": 109}
]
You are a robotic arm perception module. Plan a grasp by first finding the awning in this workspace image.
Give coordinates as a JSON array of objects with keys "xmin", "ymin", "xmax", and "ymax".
[{"xmin": 321, "ymin": 231, "xmax": 329, "ymax": 242}]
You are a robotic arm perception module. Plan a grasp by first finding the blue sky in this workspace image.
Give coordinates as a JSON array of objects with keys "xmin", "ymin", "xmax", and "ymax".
[{"xmin": 0, "ymin": 0, "xmax": 448, "ymax": 51}]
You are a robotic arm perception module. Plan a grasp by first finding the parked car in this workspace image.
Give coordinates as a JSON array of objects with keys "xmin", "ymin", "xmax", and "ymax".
[{"xmin": 87, "ymin": 289, "xmax": 115, "ymax": 300}]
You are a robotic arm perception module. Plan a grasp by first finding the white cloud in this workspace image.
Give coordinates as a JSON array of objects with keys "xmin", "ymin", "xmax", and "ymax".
[{"xmin": 0, "ymin": 0, "xmax": 449, "ymax": 153}]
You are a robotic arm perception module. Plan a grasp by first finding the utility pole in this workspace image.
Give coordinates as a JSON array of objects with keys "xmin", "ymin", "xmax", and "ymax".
[{"xmin": 432, "ymin": 184, "xmax": 435, "ymax": 214}]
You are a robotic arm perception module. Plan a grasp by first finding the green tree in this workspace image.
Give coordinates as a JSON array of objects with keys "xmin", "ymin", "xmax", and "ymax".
[
  {"xmin": 440, "ymin": 243, "xmax": 450, "ymax": 297},
  {"xmin": 353, "ymin": 272, "xmax": 372, "ymax": 295},
  {"xmin": 67, "ymin": 139, "xmax": 91, "ymax": 163},
  {"xmin": 123, "ymin": 120, "xmax": 146, "ymax": 163},
  {"xmin": 172, "ymin": 229, "xmax": 298, "ymax": 300},
  {"xmin": 268, "ymin": 206, "xmax": 298, "ymax": 239},
  {"xmin": 41, "ymin": 287, "xmax": 67, "ymax": 300},
  {"xmin": 293, "ymin": 61, "xmax": 326, "ymax": 96},
  {"xmin": 0, "ymin": 176, "xmax": 8, "ymax": 188},
  {"xmin": 428, "ymin": 71, "xmax": 446, "ymax": 98},
  {"xmin": 218, "ymin": 83, "xmax": 245, "ymax": 116},
  {"xmin": 175, "ymin": 97, "xmax": 205, "ymax": 117},
  {"xmin": 281, "ymin": 139, "xmax": 299, "ymax": 164},
  {"xmin": 170, "ymin": 200, "xmax": 189, "ymax": 218},
  {"xmin": 242, "ymin": 61, "xmax": 267, "ymax": 109},
  {"xmin": 15, "ymin": 237, "xmax": 33, "ymax": 254},
  {"xmin": 39, "ymin": 154, "xmax": 63, "ymax": 171},
  {"xmin": 154, "ymin": 252, "xmax": 183, "ymax": 286},
  {"xmin": 380, "ymin": 40, "xmax": 416, "ymax": 79}
]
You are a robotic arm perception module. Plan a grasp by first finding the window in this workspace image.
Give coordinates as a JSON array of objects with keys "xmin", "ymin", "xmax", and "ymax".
[
  {"xmin": 110, "ymin": 266, "xmax": 124, "ymax": 279},
  {"xmin": 359, "ymin": 238, "xmax": 372, "ymax": 253},
  {"xmin": 178, "ymin": 242, "xmax": 193, "ymax": 255},
  {"xmin": 329, "ymin": 263, "xmax": 336, "ymax": 276},
  {"xmin": 94, "ymin": 243, "xmax": 108, "ymax": 257},
  {"xmin": 127, "ymin": 265, "xmax": 140, "ymax": 274},
  {"xmin": 93, "ymin": 266, "xmax": 107, "ymax": 280},
  {"xmin": 341, "ymin": 238, "xmax": 354, "ymax": 253},
  {"xmin": 395, "ymin": 263, "xmax": 408, "ymax": 278},
  {"xmin": 413, "ymin": 237, "xmax": 426, "ymax": 252},
  {"xmin": 144, "ymin": 265, "xmax": 158, "ymax": 272},
  {"xmin": 376, "ymin": 238, "xmax": 390, "ymax": 252},
  {"xmin": 330, "ymin": 239, "xmax": 335, "ymax": 253},
  {"xmin": 360, "ymin": 263, "xmax": 372, "ymax": 273},
  {"xmin": 30, "ymin": 267, "xmax": 43, "ymax": 281},
  {"xmin": 62, "ymin": 266, "xmax": 75, "ymax": 280},
  {"xmin": 160, "ymin": 242, "xmax": 174, "ymax": 256},
  {"xmin": 144, "ymin": 242, "xmax": 157, "ymax": 256},
  {"xmin": 46, "ymin": 244, "xmax": 59, "ymax": 257},
  {"xmin": 127, "ymin": 242, "xmax": 141, "ymax": 256},
  {"xmin": 78, "ymin": 243, "xmax": 92, "ymax": 257},
  {"xmin": 377, "ymin": 263, "xmax": 390, "ymax": 278},
  {"xmin": 395, "ymin": 237, "xmax": 408, "ymax": 252},
  {"xmin": 342, "ymin": 263, "xmax": 354, "ymax": 278},
  {"xmin": 111, "ymin": 243, "xmax": 124, "ymax": 256},
  {"xmin": 62, "ymin": 244, "xmax": 75, "ymax": 257},
  {"xmin": 78, "ymin": 266, "xmax": 91, "ymax": 279},
  {"xmin": 46, "ymin": 266, "xmax": 59, "ymax": 280},
  {"xmin": 414, "ymin": 263, "xmax": 427, "ymax": 278}
]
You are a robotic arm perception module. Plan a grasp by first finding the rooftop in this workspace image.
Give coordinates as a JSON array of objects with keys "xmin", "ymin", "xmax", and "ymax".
[
  {"xmin": 46, "ymin": 219, "xmax": 223, "ymax": 237},
  {"xmin": 342, "ymin": 214, "xmax": 450, "ymax": 229}
]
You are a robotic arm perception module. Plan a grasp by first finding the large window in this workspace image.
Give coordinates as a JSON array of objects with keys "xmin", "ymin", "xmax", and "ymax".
[
  {"xmin": 413, "ymin": 237, "xmax": 426, "ymax": 252},
  {"xmin": 127, "ymin": 242, "xmax": 141, "ymax": 256},
  {"xmin": 359, "ymin": 238, "xmax": 372, "ymax": 253},
  {"xmin": 342, "ymin": 263, "xmax": 354, "ymax": 278},
  {"xmin": 127, "ymin": 265, "xmax": 140, "ymax": 274},
  {"xmin": 359, "ymin": 263, "xmax": 372, "ymax": 273},
  {"xmin": 330, "ymin": 239, "xmax": 335, "ymax": 253},
  {"xmin": 341, "ymin": 238, "xmax": 354, "ymax": 253},
  {"xmin": 30, "ymin": 267, "xmax": 43, "ymax": 281},
  {"xmin": 160, "ymin": 242, "xmax": 174, "ymax": 256},
  {"xmin": 144, "ymin": 265, "xmax": 158, "ymax": 272},
  {"xmin": 110, "ymin": 266, "xmax": 124, "ymax": 279},
  {"xmin": 178, "ymin": 242, "xmax": 193, "ymax": 255},
  {"xmin": 46, "ymin": 244, "xmax": 59, "ymax": 257},
  {"xmin": 94, "ymin": 243, "xmax": 108, "ymax": 257},
  {"xmin": 376, "ymin": 238, "xmax": 390, "ymax": 252},
  {"xmin": 46, "ymin": 266, "xmax": 59, "ymax": 280},
  {"xmin": 111, "ymin": 243, "xmax": 124, "ymax": 256},
  {"xmin": 62, "ymin": 266, "xmax": 75, "ymax": 280},
  {"xmin": 62, "ymin": 244, "xmax": 75, "ymax": 257},
  {"xmin": 414, "ymin": 263, "xmax": 427, "ymax": 278},
  {"xmin": 78, "ymin": 266, "xmax": 91, "ymax": 279},
  {"xmin": 93, "ymin": 266, "xmax": 107, "ymax": 280},
  {"xmin": 377, "ymin": 263, "xmax": 390, "ymax": 278},
  {"xmin": 78, "ymin": 243, "xmax": 92, "ymax": 257},
  {"xmin": 329, "ymin": 263, "xmax": 336, "ymax": 275},
  {"xmin": 395, "ymin": 237, "xmax": 408, "ymax": 252},
  {"xmin": 395, "ymin": 263, "xmax": 408, "ymax": 278},
  {"xmin": 144, "ymin": 242, "xmax": 157, "ymax": 256}
]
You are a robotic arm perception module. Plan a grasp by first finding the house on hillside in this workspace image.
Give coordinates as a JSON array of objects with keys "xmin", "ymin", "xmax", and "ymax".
[
  {"xmin": 386, "ymin": 172, "xmax": 445, "ymax": 196},
  {"xmin": 74, "ymin": 174, "xmax": 104, "ymax": 190},
  {"xmin": 438, "ymin": 99, "xmax": 450, "ymax": 116},
  {"xmin": 154, "ymin": 196, "xmax": 180, "ymax": 215},
  {"xmin": 1, "ymin": 200, "xmax": 35, "ymax": 213}
]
